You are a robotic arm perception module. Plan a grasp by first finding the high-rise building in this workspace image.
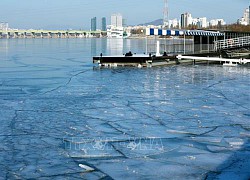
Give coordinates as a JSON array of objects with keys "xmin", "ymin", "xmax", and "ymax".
[
  {"xmin": 181, "ymin": 13, "xmax": 192, "ymax": 29},
  {"xmin": 238, "ymin": 7, "xmax": 249, "ymax": 25},
  {"xmin": 249, "ymin": 4, "xmax": 250, "ymax": 25},
  {"xmin": 101, "ymin": 17, "xmax": 107, "ymax": 31},
  {"xmin": 122, "ymin": 19, "xmax": 127, "ymax": 27},
  {"xmin": 243, "ymin": 8, "xmax": 249, "ymax": 25},
  {"xmin": 111, "ymin": 13, "xmax": 123, "ymax": 27},
  {"xmin": 163, "ymin": 0, "xmax": 169, "ymax": 28},
  {"xmin": 107, "ymin": 13, "xmax": 124, "ymax": 38},
  {"xmin": 187, "ymin": 13, "xmax": 193, "ymax": 26},
  {"xmin": 91, "ymin": 17, "xmax": 97, "ymax": 31},
  {"xmin": 181, "ymin": 14, "xmax": 185, "ymax": 28}
]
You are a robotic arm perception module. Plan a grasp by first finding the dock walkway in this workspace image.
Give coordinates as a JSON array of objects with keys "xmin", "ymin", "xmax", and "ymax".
[{"xmin": 177, "ymin": 55, "xmax": 250, "ymax": 66}]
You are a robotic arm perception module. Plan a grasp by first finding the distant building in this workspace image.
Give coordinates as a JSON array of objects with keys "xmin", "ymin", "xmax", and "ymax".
[
  {"xmin": 178, "ymin": 12, "xmax": 227, "ymax": 29},
  {"xmin": 91, "ymin": 17, "xmax": 97, "ymax": 31},
  {"xmin": 108, "ymin": 13, "xmax": 124, "ymax": 38},
  {"xmin": 0, "ymin": 22, "xmax": 8, "ymax": 31},
  {"xmin": 192, "ymin": 18, "xmax": 198, "ymax": 26},
  {"xmin": 209, "ymin": 19, "xmax": 226, "ymax": 27},
  {"xmin": 169, "ymin": 19, "xmax": 179, "ymax": 28},
  {"xmin": 238, "ymin": 8, "xmax": 249, "ymax": 25},
  {"xmin": 191, "ymin": 17, "xmax": 207, "ymax": 28},
  {"xmin": 122, "ymin": 19, "xmax": 127, "ymax": 27},
  {"xmin": 249, "ymin": 5, "xmax": 250, "ymax": 25},
  {"xmin": 101, "ymin": 17, "xmax": 107, "ymax": 31},
  {"xmin": 197, "ymin": 17, "xmax": 207, "ymax": 28},
  {"xmin": 111, "ymin": 13, "xmax": 123, "ymax": 27},
  {"xmin": 180, "ymin": 14, "xmax": 185, "ymax": 28},
  {"xmin": 244, "ymin": 8, "xmax": 249, "ymax": 24},
  {"xmin": 187, "ymin": 14, "xmax": 193, "ymax": 26},
  {"xmin": 181, "ymin": 13, "xmax": 192, "ymax": 28}
]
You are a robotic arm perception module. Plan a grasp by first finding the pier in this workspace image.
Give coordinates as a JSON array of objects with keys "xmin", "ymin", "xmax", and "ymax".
[
  {"xmin": 0, "ymin": 29, "xmax": 106, "ymax": 38},
  {"xmin": 93, "ymin": 28, "xmax": 250, "ymax": 67}
]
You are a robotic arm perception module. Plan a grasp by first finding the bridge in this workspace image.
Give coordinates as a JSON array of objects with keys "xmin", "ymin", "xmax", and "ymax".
[{"xmin": 0, "ymin": 29, "xmax": 106, "ymax": 38}]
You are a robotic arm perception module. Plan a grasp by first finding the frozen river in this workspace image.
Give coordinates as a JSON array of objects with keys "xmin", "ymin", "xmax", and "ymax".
[{"xmin": 0, "ymin": 38, "xmax": 249, "ymax": 179}]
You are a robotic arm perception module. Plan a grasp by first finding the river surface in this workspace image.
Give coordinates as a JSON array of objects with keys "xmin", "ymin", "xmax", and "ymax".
[{"xmin": 0, "ymin": 38, "xmax": 249, "ymax": 179}]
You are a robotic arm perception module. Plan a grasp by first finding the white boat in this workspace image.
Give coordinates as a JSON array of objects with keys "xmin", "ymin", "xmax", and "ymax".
[{"xmin": 107, "ymin": 26, "xmax": 124, "ymax": 38}]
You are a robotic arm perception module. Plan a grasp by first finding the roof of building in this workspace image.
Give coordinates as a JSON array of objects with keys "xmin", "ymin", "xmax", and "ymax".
[{"xmin": 146, "ymin": 28, "xmax": 225, "ymax": 36}]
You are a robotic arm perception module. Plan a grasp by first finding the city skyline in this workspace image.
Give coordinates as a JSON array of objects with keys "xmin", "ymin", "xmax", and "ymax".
[{"xmin": 0, "ymin": 0, "xmax": 248, "ymax": 30}]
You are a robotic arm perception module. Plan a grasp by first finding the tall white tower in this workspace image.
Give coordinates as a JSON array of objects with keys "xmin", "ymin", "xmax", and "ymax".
[{"xmin": 163, "ymin": 0, "xmax": 169, "ymax": 28}]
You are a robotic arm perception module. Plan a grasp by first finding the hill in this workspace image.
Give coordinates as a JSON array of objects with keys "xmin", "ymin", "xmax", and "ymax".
[{"xmin": 138, "ymin": 19, "xmax": 163, "ymax": 26}]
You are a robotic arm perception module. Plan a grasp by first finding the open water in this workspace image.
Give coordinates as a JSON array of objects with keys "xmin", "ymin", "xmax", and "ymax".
[{"xmin": 0, "ymin": 38, "xmax": 249, "ymax": 179}]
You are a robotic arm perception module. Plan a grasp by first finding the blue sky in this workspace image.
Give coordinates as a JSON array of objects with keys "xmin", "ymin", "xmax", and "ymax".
[{"xmin": 0, "ymin": 0, "xmax": 248, "ymax": 30}]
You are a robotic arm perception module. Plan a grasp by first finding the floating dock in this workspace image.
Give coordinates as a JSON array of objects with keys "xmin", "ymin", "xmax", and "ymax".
[
  {"xmin": 93, "ymin": 53, "xmax": 177, "ymax": 67},
  {"xmin": 93, "ymin": 53, "xmax": 250, "ymax": 68}
]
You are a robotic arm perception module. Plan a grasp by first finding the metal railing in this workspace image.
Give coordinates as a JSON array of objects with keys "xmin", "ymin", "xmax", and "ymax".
[{"xmin": 215, "ymin": 36, "xmax": 250, "ymax": 50}]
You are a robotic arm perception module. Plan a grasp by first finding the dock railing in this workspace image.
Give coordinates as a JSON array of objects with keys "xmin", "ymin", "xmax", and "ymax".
[{"xmin": 215, "ymin": 36, "xmax": 250, "ymax": 50}]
